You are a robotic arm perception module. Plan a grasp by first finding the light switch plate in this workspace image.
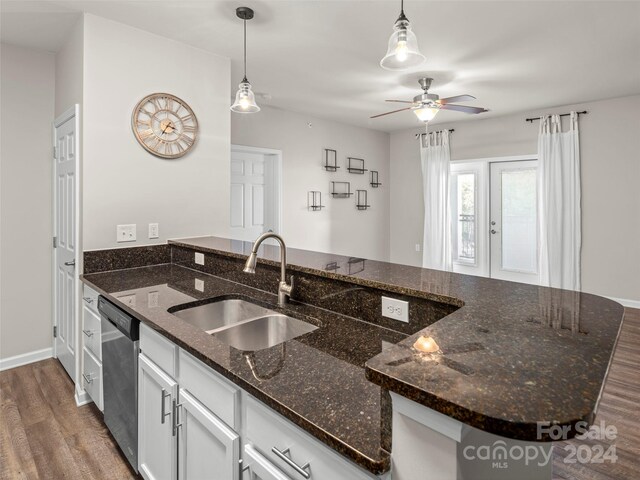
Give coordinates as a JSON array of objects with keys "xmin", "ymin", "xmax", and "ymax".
[
  {"xmin": 117, "ymin": 224, "xmax": 136, "ymax": 243},
  {"xmin": 148, "ymin": 223, "xmax": 159, "ymax": 239},
  {"xmin": 382, "ymin": 296, "xmax": 409, "ymax": 323},
  {"xmin": 195, "ymin": 252, "xmax": 205, "ymax": 265}
]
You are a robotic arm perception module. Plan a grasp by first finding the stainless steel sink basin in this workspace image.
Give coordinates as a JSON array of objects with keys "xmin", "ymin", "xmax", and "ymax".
[
  {"xmin": 213, "ymin": 314, "xmax": 318, "ymax": 351},
  {"xmin": 172, "ymin": 299, "xmax": 272, "ymax": 334}
]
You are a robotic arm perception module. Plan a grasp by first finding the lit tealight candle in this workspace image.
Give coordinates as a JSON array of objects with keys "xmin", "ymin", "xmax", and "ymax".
[{"xmin": 413, "ymin": 335, "xmax": 440, "ymax": 353}]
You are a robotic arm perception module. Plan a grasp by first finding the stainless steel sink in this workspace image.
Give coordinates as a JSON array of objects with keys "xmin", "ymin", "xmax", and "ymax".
[
  {"xmin": 172, "ymin": 299, "xmax": 272, "ymax": 334},
  {"xmin": 212, "ymin": 314, "xmax": 318, "ymax": 351}
]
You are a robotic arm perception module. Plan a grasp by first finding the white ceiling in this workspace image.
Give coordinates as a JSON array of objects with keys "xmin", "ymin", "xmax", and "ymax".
[{"xmin": 2, "ymin": 1, "xmax": 640, "ymax": 132}]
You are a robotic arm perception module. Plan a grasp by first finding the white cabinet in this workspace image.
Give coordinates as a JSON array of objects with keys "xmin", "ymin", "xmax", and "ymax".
[
  {"xmin": 138, "ymin": 353, "xmax": 178, "ymax": 480},
  {"xmin": 139, "ymin": 325, "xmax": 241, "ymax": 480},
  {"xmin": 177, "ymin": 388, "xmax": 240, "ymax": 480},
  {"xmin": 243, "ymin": 445, "xmax": 291, "ymax": 480},
  {"xmin": 245, "ymin": 395, "xmax": 374, "ymax": 480},
  {"xmin": 81, "ymin": 285, "xmax": 103, "ymax": 410},
  {"xmin": 138, "ymin": 325, "xmax": 380, "ymax": 480}
]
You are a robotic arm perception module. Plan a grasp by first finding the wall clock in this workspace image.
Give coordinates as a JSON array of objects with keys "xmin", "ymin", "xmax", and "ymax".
[{"xmin": 131, "ymin": 93, "xmax": 198, "ymax": 159}]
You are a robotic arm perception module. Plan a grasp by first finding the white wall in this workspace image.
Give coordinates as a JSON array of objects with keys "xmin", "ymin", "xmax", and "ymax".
[
  {"xmin": 55, "ymin": 18, "xmax": 83, "ymax": 118},
  {"xmin": 0, "ymin": 44, "xmax": 55, "ymax": 360},
  {"xmin": 232, "ymin": 106, "xmax": 391, "ymax": 261},
  {"xmin": 389, "ymin": 95, "xmax": 640, "ymax": 301},
  {"xmin": 82, "ymin": 14, "xmax": 231, "ymax": 250}
]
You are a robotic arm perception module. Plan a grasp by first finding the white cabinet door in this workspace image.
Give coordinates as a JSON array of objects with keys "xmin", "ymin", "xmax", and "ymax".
[
  {"xmin": 139, "ymin": 354, "xmax": 178, "ymax": 480},
  {"xmin": 243, "ymin": 444, "xmax": 291, "ymax": 480},
  {"xmin": 178, "ymin": 388, "xmax": 240, "ymax": 480}
]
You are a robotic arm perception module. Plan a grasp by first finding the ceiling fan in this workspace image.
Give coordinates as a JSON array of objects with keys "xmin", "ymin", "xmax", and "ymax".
[{"xmin": 371, "ymin": 77, "xmax": 488, "ymax": 122}]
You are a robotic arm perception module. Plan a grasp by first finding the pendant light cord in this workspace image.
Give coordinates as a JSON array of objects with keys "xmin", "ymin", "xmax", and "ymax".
[{"xmin": 243, "ymin": 18, "xmax": 247, "ymax": 81}]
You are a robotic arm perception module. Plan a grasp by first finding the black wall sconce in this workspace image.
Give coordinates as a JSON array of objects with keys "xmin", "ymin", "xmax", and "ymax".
[
  {"xmin": 307, "ymin": 191, "xmax": 325, "ymax": 211},
  {"xmin": 370, "ymin": 170, "xmax": 382, "ymax": 187},
  {"xmin": 347, "ymin": 157, "xmax": 367, "ymax": 174},
  {"xmin": 331, "ymin": 181, "xmax": 353, "ymax": 198},
  {"xmin": 324, "ymin": 149, "xmax": 339, "ymax": 171},
  {"xmin": 356, "ymin": 190, "xmax": 370, "ymax": 210}
]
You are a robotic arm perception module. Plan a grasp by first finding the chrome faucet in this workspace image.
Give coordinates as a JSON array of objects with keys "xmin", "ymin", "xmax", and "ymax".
[{"xmin": 243, "ymin": 232, "xmax": 293, "ymax": 307}]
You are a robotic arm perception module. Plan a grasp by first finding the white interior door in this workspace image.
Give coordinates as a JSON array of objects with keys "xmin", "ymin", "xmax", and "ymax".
[
  {"xmin": 230, "ymin": 147, "xmax": 280, "ymax": 242},
  {"xmin": 54, "ymin": 108, "xmax": 78, "ymax": 380},
  {"xmin": 490, "ymin": 160, "xmax": 539, "ymax": 284}
]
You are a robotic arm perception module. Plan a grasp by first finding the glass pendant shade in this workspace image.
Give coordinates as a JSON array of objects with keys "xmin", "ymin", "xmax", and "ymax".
[
  {"xmin": 231, "ymin": 79, "xmax": 260, "ymax": 113},
  {"xmin": 413, "ymin": 106, "xmax": 439, "ymax": 122},
  {"xmin": 380, "ymin": 19, "xmax": 425, "ymax": 70}
]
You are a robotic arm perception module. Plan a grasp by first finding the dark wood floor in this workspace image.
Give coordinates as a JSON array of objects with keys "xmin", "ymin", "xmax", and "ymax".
[
  {"xmin": 553, "ymin": 307, "xmax": 640, "ymax": 480},
  {"xmin": 0, "ymin": 357, "xmax": 138, "ymax": 480},
  {"xmin": 1, "ymin": 309, "xmax": 638, "ymax": 480}
]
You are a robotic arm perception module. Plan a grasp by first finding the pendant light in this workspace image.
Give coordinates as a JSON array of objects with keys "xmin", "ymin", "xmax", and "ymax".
[
  {"xmin": 231, "ymin": 7, "xmax": 260, "ymax": 113},
  {"xmin": 380, "ymin": 0, "xmax": 425, "ymax": 71}
]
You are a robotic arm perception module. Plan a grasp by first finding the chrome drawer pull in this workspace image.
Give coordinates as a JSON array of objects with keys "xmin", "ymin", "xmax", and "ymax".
[
  {"xmin": 83, "ymin": 297, "xmax": 94, "ymax": 304},
  {"xmin": 160, "ymin": 388, "xmax": 171, "ymax": 424},
  {"xmin": 82, "ymin": 329, "xmax": 93, "ymax": 338},
  {"xmin": 82, "ymin": 373, "xmax": 93, "ymax": 384},
  {"xmin": 271, "ymin": 447, "xmax": 310, "ymax": 479}
]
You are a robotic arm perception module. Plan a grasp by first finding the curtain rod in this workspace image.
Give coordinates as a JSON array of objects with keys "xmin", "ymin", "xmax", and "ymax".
[
  {"xmin": 526, "ymin": 111, "xmax": 588, "ymax": 123},
  {"xmin": 415, "ymin": 129, "xmax": 454, "ymax": 138}
]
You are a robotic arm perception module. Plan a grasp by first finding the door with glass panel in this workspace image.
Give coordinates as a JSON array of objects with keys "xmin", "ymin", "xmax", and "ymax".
[
  {"xmin": 489, "ymin": 160, "xmax": 539, "ymax": 284},
  {"xmin": 450, "ymin": 162, "xmax": 488, "ymax": 277}
]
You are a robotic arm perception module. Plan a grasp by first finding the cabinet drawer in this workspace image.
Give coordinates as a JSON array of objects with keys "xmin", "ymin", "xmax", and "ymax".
[
  {"xmin": 245, "ymin": 395, "xmax": 374, "ymax": 480},
  {"xmin": 178, "ymin": 349, "xmax": 240, "ymax": 430},
  {"xmin": 244, "ymin": 444, "xmax": 292, "ymax": 480},
  {"xmin": 82, "ymin": 284, "xmax": 99, "ymax": 314},
  {"xmin": 140, "ymin": 323, "xmax": 177, "ymax": 378},
  {"xmin": 83, "ymin": 305, "xmax": 102, "ymax": 361},
  {"xmin": 83, "ymin": 347, "xmax": 103, "ymax": 411}
]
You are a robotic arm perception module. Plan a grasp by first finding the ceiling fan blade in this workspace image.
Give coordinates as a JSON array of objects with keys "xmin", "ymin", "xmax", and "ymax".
[
  {"xmin": 440, "ymin": 104, "xmax": 488, "ymax": 114},
  {"xmin": 370, "ymin": 107, "xmax": 412, "ymax": 119},
  {"xmin": 385, "ymin": 99, "xmax": 414, "ymax": 104},
  {"xmin": 437, "ymin": 95, "xmax": 476, "ymax": 105}
]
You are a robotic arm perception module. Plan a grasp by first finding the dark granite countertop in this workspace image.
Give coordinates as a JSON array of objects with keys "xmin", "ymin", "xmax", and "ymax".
[
  {"xmin": 82, "ymin": 263, "xmax": 403, "ymax": 474},
  {"xmin": 168, "ymin": 237, "xmax": 625, "ymax": 442}
]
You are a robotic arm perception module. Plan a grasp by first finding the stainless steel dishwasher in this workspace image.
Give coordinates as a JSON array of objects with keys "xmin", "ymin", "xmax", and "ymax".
[{"xmin": 98, "ymin": 296, "xmax": 140, "ymax": 473}]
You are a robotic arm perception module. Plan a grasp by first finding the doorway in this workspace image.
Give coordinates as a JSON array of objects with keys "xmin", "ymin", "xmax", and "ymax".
[
  {"xmin": 230, "ymin": 145, "xmax": 282, "ymax": 242},
  {"xmin": 53, "ymin": 106, "xmax": 80, "ymax": 380},
  {"xmin": 450, "ymin": 156, "xmax": 539, "ymax": 284}
]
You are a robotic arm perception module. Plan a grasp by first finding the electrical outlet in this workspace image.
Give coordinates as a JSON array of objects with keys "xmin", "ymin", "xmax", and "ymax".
[
  {"xmin": 117, "ymin": 224, "xmax": 136, "ymax": 243},
  {"xmin": 415, "ymin": 244, "xmax": 421, "ymax": 252},
  {"xmin": 148, "ymin": 223, "xmax": 159, "ymax": 239},
  {"xmin": 382, "ymin": 296, "xmax": 409, "ymax": 323},
  {"xmin": 117, "ymin": 293, "xmax": 136, "ymax": 307},
  {"xmin": 195, "ymin": 279, "xmax": 204, "ymax": 292},
  {"xmin": 195, "ymin": 252, "xmax": 205, "ymax": 265},
  {"xmin": 147, "ymin": 291, "xmax": 159, "ymax": 308}
]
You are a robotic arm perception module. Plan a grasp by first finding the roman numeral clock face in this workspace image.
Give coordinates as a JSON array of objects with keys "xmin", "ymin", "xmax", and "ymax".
[{"xmin": 132, "ymin": 93, "xmax": 198, "ymax": 159}]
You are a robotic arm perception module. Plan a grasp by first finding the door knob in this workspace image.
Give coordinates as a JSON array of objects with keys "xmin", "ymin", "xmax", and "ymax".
[
  {"xmin": 491, "ymin": 229, "xmax": 497, "ymax": 235},
  {"xmin": 64, "ymin": 260, "xmax": 75, "ymax": 266}
]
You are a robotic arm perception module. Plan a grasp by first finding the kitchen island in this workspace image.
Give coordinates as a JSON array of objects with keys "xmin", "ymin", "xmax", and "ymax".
[{"xmin": 81, "ymin": 236, "xmax": 624, "ymax": 479}]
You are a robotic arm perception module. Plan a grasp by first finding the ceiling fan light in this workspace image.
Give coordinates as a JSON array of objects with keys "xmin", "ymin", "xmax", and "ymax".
[
  {"xmin": 413, "ymin": 106, "xmax": 439, "ymax": 122},
  {"xmin": 380, "ymin": 20, "xmax": 425, "ymax": 71},
  {"xmin": 231, "ymin": 80, "xmax": 260, "ymax": 113}
]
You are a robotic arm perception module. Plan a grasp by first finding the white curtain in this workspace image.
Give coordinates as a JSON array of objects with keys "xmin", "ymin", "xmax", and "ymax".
[
  {"xmin": 420, "ymin": 129, "xmax": 452, "ymax": 271},
  {"xmin": 537, "ymin": 112, "xmax": 581, "ymax": 290}
]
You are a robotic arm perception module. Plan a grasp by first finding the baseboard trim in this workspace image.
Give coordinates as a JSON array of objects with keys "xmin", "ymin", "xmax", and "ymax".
[
  {"xmin": 606, "ymin": 296, "xmax": 640, "ymax": 309},
  {"xmin": 75, "ymin": 384, "xmax": 93, "ymax": 406},
  {"xmin": 0, "ymin": 347, "xmax": 53, "ymax": 372}
]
